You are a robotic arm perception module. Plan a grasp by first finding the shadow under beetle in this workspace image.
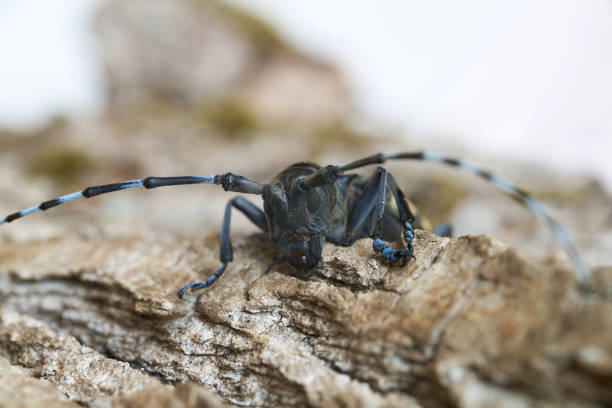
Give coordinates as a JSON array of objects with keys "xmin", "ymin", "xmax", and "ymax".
[{"xmin": 0, "ymin": 151, "xmax": 589, "ymax": 297}]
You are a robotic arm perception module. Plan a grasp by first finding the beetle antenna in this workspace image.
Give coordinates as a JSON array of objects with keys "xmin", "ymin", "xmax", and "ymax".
[{"xmin": 1, "ymin": 173, "xmax": 265, "ymax": 226}]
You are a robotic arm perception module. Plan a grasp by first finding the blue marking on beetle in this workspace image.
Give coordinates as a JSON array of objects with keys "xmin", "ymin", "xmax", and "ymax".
[
  {"xmin": 121, "ymin": 180, "xmax": 143, "ymax": 189},
  {"xmin": 404, "ymin": 222, "xmax": 414, "ymax": 240},
  {"xmin": 490, "ymin": 176, "xmax": 518, "ymax": 195},
  {"xmin": 457, "ymin": 161, "xmax": 481, "ymax": 176},
  {"xmin": 58, "ymin": 191, "xmax": 84, "ymax": 204},
  {"xmin": 20, "ymin": 206, "xmax": 40, "ymax": 217},
  {"xmin": 523, "ymin": 196, "xmax": 588, "ymax": 283},
  {"xmin": 551, "ymin": 222, "xmax": 572, "ymax": 249},
  {"xmin": 196, "ymin": 176, "xmax": 215, "ymax": 183},
  {"xmin": 373, "ymin": 238, "xmax": 385, "ymax": 251},
  {"xmin": 523, "ymin": 196, "xmax": 547, "ymax": 221},
  {"xmin": 422, "ymin": 152, "xmax": 445, "ymax": 163}
]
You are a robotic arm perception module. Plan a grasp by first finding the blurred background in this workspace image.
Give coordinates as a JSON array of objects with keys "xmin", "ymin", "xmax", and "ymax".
[{"xmin": 0, "ymin": 0, "xmax": 610, "ymax": 270}]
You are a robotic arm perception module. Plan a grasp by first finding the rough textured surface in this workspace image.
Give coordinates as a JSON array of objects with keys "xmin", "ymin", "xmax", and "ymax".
[
  {"xmin": 0, "ymin": 356, "xmax": 79, "ymax": 408},
  {"xmin": 0, "ymin": 308, "xmax": 161, "ymax": 406},
  {"xmin": 1, "ymin": 230, "xmax": 610, "ymax": 407},
  {"xmin": 113, "ymin": 383, "xmax": 228, "ymax": 408}
]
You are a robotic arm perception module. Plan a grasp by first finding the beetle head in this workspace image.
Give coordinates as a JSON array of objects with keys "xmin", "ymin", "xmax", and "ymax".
[
  {"xmin": 278, "ymin": 232, "xmax": 324, "ymax": 269},
  {"xmin": 262, "ymin": 179, "xmax": 327, "ymax": 269}
]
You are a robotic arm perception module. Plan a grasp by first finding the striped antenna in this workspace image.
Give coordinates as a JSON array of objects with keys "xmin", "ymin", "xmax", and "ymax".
[
  {"xmin": 339, "ymin": 151, "xmax": 589, "ymax": 287},
  {"xmin": 0, "ymin": 176, "xmax": 217, "ymax": 226}
]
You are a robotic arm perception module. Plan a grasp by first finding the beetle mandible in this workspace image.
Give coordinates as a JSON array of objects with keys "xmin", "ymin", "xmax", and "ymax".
[{"xmin": 0, "ymin": 151, "xmax": 588, "ymax": 297}]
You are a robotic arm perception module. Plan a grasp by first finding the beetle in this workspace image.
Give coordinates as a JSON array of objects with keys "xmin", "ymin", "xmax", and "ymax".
[{"xmin": 0, "ymin": 151, "xmax": 588, "ymax": 297}]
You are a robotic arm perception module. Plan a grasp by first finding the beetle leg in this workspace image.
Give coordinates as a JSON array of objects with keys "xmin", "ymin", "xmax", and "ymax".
[
  {"xmin": 343, "ymin": 167, "xmax": 387, "ymax": 244},
  {"xmin": 178, "ymin": 196, "xmax": 266, "ymax": 298},
  {"xmin": 230, "ymin": 196, "xmax": 268, "ymax": 232},
  {"xmin": 379, "ymin": 173, "xmax": 417, "ymax": 262},
  {"xmin": 341, "ymin": 168, "xmax": 414, "ymax": 264},
  {"xmin": 372, "ymin": 238, "xmax": 413, "ymax": 263}
]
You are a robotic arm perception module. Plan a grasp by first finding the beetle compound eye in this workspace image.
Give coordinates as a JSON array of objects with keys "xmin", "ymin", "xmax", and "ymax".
[{"xmin": 306, "ymin": 190, "xmax": 321, "ymax": 212}]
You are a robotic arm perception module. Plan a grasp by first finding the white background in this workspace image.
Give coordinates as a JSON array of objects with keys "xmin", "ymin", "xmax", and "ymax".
[{"xmin": 1, "ymin": 0, "xmax": 611, "ymax": 189}]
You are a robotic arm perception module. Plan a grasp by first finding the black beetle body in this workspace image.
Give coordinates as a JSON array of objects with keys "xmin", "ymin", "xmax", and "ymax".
[{"xmin": 0, "ymin": 151, "xmax": 588, "ymax": 297}]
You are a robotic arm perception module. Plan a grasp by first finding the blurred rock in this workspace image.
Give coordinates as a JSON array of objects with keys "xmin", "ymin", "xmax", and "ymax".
[
  {"xmin": 95, "ymin": 0, "xmax": 349, "ymax": 123},
  {"xmin": 235, "ymin": 54, "xmax": 349, "ymax": 123},
  {"xmin": 1, "ymin": 230, "xmax": 610, "ymax": 407},
  {"xmin": 95, "ymin": 0, "xmax": 257, "ymax": 107},
  {"xmin": 113, "ymin": 383, "xmax": 228, "ymax": 408}
]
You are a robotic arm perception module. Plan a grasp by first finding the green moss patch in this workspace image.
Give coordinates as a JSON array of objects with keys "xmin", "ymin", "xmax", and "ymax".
[
  {"xmin": 27, "ymin": 147, "xmax": 96, "ymax": 188},
  {"xmin": 199, "ymin": 99, "xmax": 259, "ymax": 139},
  {"xmin": 215, "ymin": 0, "xmax": 287, "ymax": 55},
  {"xmin": 308, "ymin": 122, "xmax": 374, "ymax": 156}
]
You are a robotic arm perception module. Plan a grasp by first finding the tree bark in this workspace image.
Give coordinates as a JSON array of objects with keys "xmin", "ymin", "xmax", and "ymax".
[{"xmin": 0, "ymin": 231, "xmax": 610, "ymax": 407}]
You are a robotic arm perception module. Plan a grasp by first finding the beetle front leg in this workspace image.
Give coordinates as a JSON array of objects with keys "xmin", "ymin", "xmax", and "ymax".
[
  {"xmin": 383, "ymin": 173, "xmax": 417, "ymax": 262},
  {"xmin": 342, "ymin": 168, "xmax": 415, "ymax": 264},
  {"xmin": 365, "ymin": 169, "xmax": 416, "ymax": 264},
  {"xmin": 178, "ymin": 197, "xmax": 266, "ymax": 298}
]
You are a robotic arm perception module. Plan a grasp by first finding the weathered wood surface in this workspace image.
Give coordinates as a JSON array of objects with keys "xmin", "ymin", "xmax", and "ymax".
[{"xmin": 0, "ymin": 231, "xmax": 610, "ymax": 407}]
